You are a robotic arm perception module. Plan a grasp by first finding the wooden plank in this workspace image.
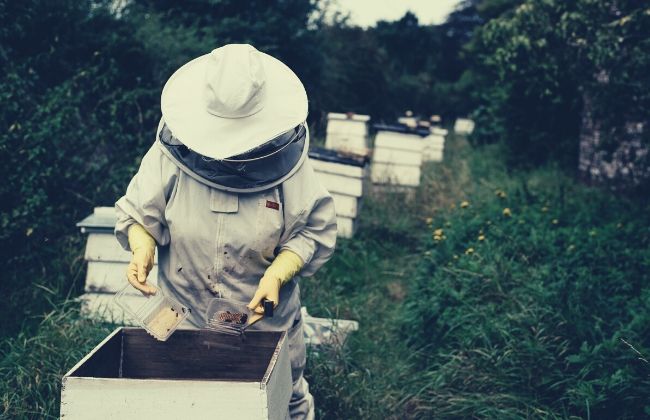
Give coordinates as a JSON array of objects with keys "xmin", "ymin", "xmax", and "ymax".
[
  {"xmin": 372, "ymin": 148, "xmax": 423, "ymax": 166},
  {"xmin": 336, "ymin": 216, "xmax": 357, "ymax": 238},
  {"xmin": 331, "ymin": 193, "xmax": 360, "ymax": 218},
  {"xmin": 61, "ymin": 376, "xmax": 264, "ymax": 419},
  {"xmin": 374, "ymin": 131, "xmax": 423, "ymax": 152},
  {"xmin": 85, "ymin": 261, "xmax": 158, "ymax": 293},
  {"xmin": 370, "ymin": 163, "xmax": 421, "ymax": 187},
  {"xmin": 315, "ymin": 172, "xmax": 364, "ymax": 197},
  {"xmin": 311, "ymin": 158, "xmax": 365, "ymax": 178},
  {"xmin": 85, "ymin": 233, "xmax": 158, "ymax": 264}
]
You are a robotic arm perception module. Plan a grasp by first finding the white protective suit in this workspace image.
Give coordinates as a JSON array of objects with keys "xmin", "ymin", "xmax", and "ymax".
[{"xmin": 114, "ymin": 135, "xmax": 337, "ymax": 420}]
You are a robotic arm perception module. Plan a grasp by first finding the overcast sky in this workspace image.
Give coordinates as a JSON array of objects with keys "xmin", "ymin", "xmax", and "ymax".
[{"xmin": 331, "ymin": 0, "xmax": 462, "ymax": 27}]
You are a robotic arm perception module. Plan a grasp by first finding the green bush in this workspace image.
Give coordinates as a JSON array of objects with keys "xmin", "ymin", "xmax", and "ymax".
[
  {"xmin": 401, "ymin": 147, "xmax": 650, "ymax": 418},
  {"xmin": 470, "ymin": 0, "xmax": 650, "ymax": 169}
]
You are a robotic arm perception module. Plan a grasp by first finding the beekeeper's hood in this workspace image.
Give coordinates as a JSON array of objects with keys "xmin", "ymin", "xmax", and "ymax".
[{"xmin": 157, "ymin": 43, "xmax": 309, "ymax": 193}]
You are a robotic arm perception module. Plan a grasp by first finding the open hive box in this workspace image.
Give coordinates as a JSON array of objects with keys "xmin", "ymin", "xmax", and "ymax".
[{"xmin": 61, "ymin": 327, "xmax": 291, "ymax": 420}]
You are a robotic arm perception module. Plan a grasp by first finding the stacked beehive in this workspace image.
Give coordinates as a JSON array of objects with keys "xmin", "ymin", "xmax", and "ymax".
[
  {"xmin": 76, "ymin": 207, "xmax": 158, "ymax": 323},
  {"xmin": 370, "ymin": 124, "xmax": 429, "ymax": 188},
  {"xmin": 454, "ymin": 118, "xmax": 475, "ymax": 135},
  {"xmin": 309, "ymin": 148, "xmax": 367, "ymax": 239},
  {"xmin": 324, "ymin": 112, "xmax": 370, "ymax": 157},
  {"xmin": 423, "ymin": 127, "xmax": 448, "ymax": 162}
]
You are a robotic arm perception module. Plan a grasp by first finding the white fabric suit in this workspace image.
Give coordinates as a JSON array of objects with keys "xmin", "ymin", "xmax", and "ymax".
[{"xmin": 115, "ymin": 138, "xmax": 337, "ymax": 419}]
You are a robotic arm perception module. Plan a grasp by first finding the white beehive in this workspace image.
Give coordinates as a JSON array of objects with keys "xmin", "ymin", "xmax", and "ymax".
[
  {"xmin": 370, "ymin": 129, "xmax": 424, "ymax": 188},
  {"xmin": 61, "ymin": 327, "xmax": 292, "ymax": 420},
  {"xmin": 324, "ymin": 112, "xmax": 370, "ymax": 157},
  {"xmin": 309, "ymin": 148, "xmax": 368, "ymax": 239},
  {"xmin": 454, "ymin": 118, "xmax": 475, "ymax": 135},
  {"xmin": 423, "ymin": 127, "xmax": 448, "ymax": 162}
]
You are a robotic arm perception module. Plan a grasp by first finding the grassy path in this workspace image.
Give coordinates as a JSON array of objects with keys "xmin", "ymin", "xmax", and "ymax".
[{"xmin": 303, "ymin": 133, "xmax": 472, "ymax": 418}]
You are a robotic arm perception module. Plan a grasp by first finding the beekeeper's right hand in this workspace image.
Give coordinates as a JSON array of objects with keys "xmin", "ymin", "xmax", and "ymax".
[{"xmin": 127, "ymin": 223, "xmax": 157, "ymax": 295}]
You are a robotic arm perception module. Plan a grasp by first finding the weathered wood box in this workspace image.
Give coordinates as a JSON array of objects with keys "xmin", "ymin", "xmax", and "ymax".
[
  {"xmin": 324, "ymin": 112, "xmax": 370, "ymax": 157},
  {"xmin": 61, "ymin": 327, "xmax": 292, "ymax": 420},
  {"xmin": 309, "ymin": 148, "xmax": 368, "ymax": 239}
]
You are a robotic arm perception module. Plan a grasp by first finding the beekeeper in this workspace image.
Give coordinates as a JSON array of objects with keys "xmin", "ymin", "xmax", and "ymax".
[{"xmin": 114, "ymin": 44, "xmax": 337, "ymax": 420}]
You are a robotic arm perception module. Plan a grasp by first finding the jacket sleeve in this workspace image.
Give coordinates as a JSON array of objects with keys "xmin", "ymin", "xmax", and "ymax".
[
  {"xmin": 114, "ymin": 142, "xmax": 179, "ymax": 251},
  {"xmin": 279, "ymin": 159, "xmax": 337, "ymax": 277}
]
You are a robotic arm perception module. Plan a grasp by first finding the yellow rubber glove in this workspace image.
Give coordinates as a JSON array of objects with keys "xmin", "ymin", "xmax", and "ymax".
[
  {"xmin": 126, "ymin": 223, "xmax": 157, "ymax": 295},
  {"xmin": 247, "ymin": 250, "xmax": 304, "ymax": 319}
]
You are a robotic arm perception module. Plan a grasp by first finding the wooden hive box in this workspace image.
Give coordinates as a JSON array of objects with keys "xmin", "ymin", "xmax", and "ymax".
[
  {"xmin": 454, "ymin": 118, "xmax": 475, "ymax": 135},
  {"xmin": 370, "ymin": 126, "xmax": 426, "ymax": 188},
  {"xmin": 61, "ymin": 327, "xmax": 292, "ymax": 420},
  {"xmin": 324, "ymin": 112, "xmax": 370, "ymax": 157},
  {"xmin": 76, "ymin": 208, "xmax": 159, "ymax": 325},
  {"xmin": 309, "ymin": 148, "xmax": 368, "ymax": 238},
  {"xmin": 423, "ymin": 127, "xmax": 448, "ymax": 162}
]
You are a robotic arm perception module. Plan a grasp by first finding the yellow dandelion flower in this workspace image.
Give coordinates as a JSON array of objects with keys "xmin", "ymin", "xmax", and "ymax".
[
  {"xmin": 425, "ymin": 217, "xmax": 433, "ymax": 226},
  {"xmin": 503, "ymin": 208, "xmax": 512, "ymax": 217},
  {"xmin": 495, "ymin": 190, "xmax": 507, "ymax": 199},
  {"xmin": 552, "ymin": 219, "xmax": 559, "ymax": 225},
  {"xmin": 434, "ymin": 228, "xmax": 444, "ymax": 236},
  {"xmin": 478, "ymin": 235, "xmax": 485, "ymax": 241},
  {"xmin": 460, "ymin": 201, "xmax": 470, "ymax": 208},
  {"xmin": 465, "ymin": 247, "xmax": 474, "ymax": 255}
]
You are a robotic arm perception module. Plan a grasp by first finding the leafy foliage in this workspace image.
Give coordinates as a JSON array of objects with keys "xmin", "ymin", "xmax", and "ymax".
[{"xmin": 469, "ymin": 0, "xmax": 650, "ymax": 169}]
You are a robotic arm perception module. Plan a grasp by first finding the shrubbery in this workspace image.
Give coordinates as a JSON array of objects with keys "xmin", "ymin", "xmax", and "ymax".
[
  {"xmin": 469, "ymin": 0, "xmax": 650, "ymax": 171},
  {"xmin": 401, "ymin": 146, "xmax": 650, "ymax": 417}
]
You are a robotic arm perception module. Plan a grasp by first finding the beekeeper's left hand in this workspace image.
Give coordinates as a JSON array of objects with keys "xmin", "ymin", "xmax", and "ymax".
[{"xmin": 247, "ymin": 249, "xmax": 304, "ymax": 314}]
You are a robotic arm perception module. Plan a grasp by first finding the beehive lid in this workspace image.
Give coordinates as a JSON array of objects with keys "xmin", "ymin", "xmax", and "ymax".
[
  {"xmin": 77, "ymin": 207, "xmax": 117, "ymax": 233},
  {"xmin": 308, "ymin": 147, "xmax": 368, "ymax": 167}
]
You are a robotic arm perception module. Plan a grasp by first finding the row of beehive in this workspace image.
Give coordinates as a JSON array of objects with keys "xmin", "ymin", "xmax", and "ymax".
[{"xmin": 314, "ymin": 113, "xmax": 451, "ymax": 237}]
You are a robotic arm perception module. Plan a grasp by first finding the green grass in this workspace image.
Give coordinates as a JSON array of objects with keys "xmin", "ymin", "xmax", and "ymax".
[{"xmin": 1, "ymin": 133, "xmax": 648, "ymax": 419}]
